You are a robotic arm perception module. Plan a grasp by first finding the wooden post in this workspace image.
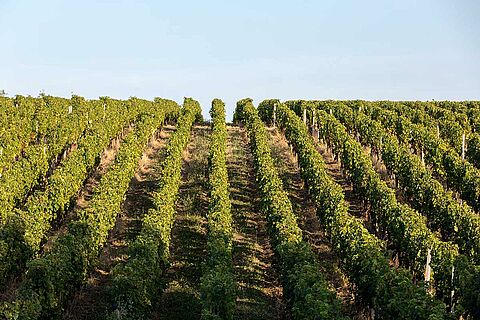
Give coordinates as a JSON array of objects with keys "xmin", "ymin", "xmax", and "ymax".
[
  {"xmin": 303, "ymin": 109, "xmax": 307, "ymax": 125},
  {"xmin": 312, "ymin": 109, "xmax": 316, "ymax": 136},
  {"xmin": 450, "ymin": 266, "xmax": 455, "ymax": 312},
  {"xmin": 273, "ymin": 104, "xmax": 277, "ymax": 127},
  {"xmin": 421, "ymin": 147, "xmax": 425, "ymax": 165},
  {"xmin": 462, "ymin": 133, "xmax": 466, "ymax": 160},
  {"xmin": 424, "ymin": 248, "xmax": 432, "ymax": 283},
  {"xmin": 68, "ymin": 105, "xmax": 72, "ymax": 114}
]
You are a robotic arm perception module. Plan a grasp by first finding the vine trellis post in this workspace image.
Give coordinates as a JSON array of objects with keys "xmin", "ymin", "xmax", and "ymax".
[{"xmin": 424, "ymin": 248, "xmax": 432, "ymax": 283}]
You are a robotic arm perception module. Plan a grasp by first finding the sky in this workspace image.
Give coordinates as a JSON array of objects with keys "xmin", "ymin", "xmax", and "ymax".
[{"xmin": 0, "ymin": 0, "xmax": 479, "ymax": 119}]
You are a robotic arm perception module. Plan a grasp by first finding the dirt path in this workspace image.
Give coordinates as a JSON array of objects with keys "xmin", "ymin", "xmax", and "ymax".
[
  {"xmin": 61, "ymin": 126, "xmax": 174, "ymax": 320},
  {"xmin": 266, "ymin": 128, "xmax": 361, "ymax": 317},
  {"xmin": 154, "ymin": 126, "xmax": 210, "ymax": 320},
  {"xmin": 228, "ymin": 126, "xmax": 285, "ymax": 320}
]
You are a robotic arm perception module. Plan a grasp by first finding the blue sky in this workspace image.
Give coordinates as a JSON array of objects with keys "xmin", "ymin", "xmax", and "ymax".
[{"xmin": 1, "ymin": 0, "xmax": 479, "ymax": 119}]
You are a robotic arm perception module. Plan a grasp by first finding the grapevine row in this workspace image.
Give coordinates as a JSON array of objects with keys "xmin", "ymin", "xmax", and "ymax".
[
  {"xmin": 388, "ymin": 101, "xmax": 468, "ymax": 153},
  {"xmin": 406, "ymin": 101, "xmax": 480, "ymax": 171},
  {"xmin": 289, "ymin": 101, "xmax": 480, "ymax": 260},
  {"xmin": 0, "ymin": 96, "xmax": 37, "ymax": 173},
  {"xmin": 296, "ymin": 99, "xmax": 480, "ymax": 317},
  {"xmin": 235, "ymin": 99, "xmax": 347, "ymax": 320},
  {"xmin": 0, "ymin": 102, "xmax": 168, "ymax": 319},
  {"xmin": 323, "ymin": 107, "xmax": 480, "ymax": 316},
  {"xmin": 305, "ymin": 100, "xmax": 480, "ymax": 262},
  {"xmin": 200, "ymin": 99, "xmax": 235, "ymax": 319},
  {"xmin": 258, "ymin": 100, "xmax": 448, "ymax": 319},
  {"xmin": 420, "ymin": 100, "xmax": 480, "ymax": 168},
  {"xmin": 110, "ymin": 98, "xmax": 202, "ymax": 319},
  {"xmin": 262, "ymin": 101, "xmax": 459, "ymax": 299},
  {"xmin": 0, "ymin": 96, "xmax": 95, "ymax": 224},
  {"xmin": 0, "ymin": 98, "xmax": 179, "ymax": 287},
  {"xmin": 443, "ymin": 101, "xmax": 480, "ymax": 132},
  {"xmin": 372, "ymin": 100, "xmax": 480, "ymax": 172},
  {"xmin": 355, "ymin": 101, "xmax": 480, "ymax": 213}
]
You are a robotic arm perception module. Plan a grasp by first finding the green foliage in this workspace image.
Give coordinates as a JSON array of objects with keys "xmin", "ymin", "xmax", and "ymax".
[
  {"xmin": 2, "ymin": 94, "xmax": 478, "ymax": 319},
  {"xmin": 0, "ymin": 98, "xmax": 180, "ymax": 289},
  {"xmin": 200, "ymin": 99, "xmax": 235, "ymax": 320},
  {"xmin": 236, "ymin": 99, "xmax": 347, "ymax": 320},
  {"xmin": 453, "ymin": 255, "xmax": 480, "ymax": 318},
  {"xmin": 308, "ymin": 104, "xmax": 457, "ymax": 296},
  {"xmin": 260, "ymin": 100, "xmax": 448, "ymax": 319},
  {"xmin": 466, "ymin": 133, "xmax": 480, "ymax": 168},
  {"xmin": 284, "ymin": 99, "xmax": 479, "ymax": 319},
  {"xmin": 0, "ymin": 100, "xmax": 170, "ymax": 320},
  {"xmin": 0, "ymin": 95, "xmax": 81, "ymax": 224},
  {"xmin": 0, "ymin": 96, "xmax": 37, "ymax": 173},
  {"xmin": 155, "ymin": 97, "xmax": 181, "ymax": 124},
  {"xmin": 109, "ymin": 98, "xmax": 202, "ymax": 319},
  {"xmin": 356, "ymin": 101, "xmax": 480, "ymax": 215},
  {"xmin": 304, "ymin": 101, "xmax": 480, "ymax": 260},
  {"xmin": 257, "ymin": 98, "xmax": 279, "ymax": 126}
]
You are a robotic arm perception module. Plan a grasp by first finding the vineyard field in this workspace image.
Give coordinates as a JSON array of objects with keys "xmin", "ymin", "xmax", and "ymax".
[{"xmin": 1, "ymin": 95, "xmax": 480, "ymax": 320}]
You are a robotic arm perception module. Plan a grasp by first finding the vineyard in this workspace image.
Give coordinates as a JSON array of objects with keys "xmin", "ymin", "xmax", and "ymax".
[{"xmin": 0, "ymin": 95, "xmax": 480, "ymax": 320}]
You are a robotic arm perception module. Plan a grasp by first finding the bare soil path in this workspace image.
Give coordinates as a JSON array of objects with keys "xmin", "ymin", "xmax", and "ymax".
[
  {"xmin": 61, "ymin": 126, "xmax": 174, "ymax": 320},
  {"xmin": 228, "ymin": 126, "xmax": 285, "ymax": 320},
  {"xmin": 154, "ymin": 126, "xmax": 210, "ymax": 320},
  {"xmin": 267, "ymin": 127, "xmax": 366, "ymax": 319}
]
